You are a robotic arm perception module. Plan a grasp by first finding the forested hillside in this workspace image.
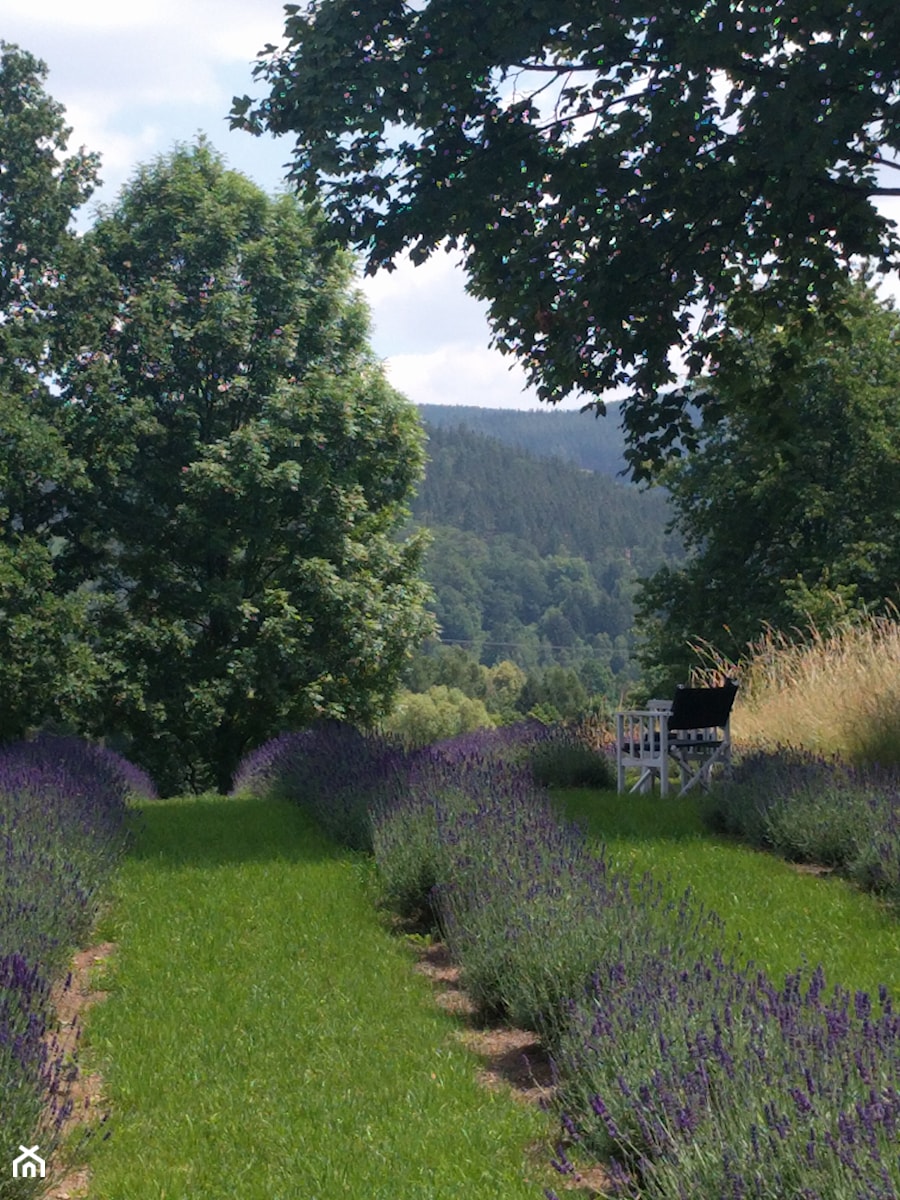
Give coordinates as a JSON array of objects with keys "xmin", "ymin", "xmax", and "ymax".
[
  {"xmin": 417, "ymin": 404, "xmax": 630, "ymax": 477},
  {"xmin": 403, "ymin": 422, "xmax": 682, "ymax": 718}
]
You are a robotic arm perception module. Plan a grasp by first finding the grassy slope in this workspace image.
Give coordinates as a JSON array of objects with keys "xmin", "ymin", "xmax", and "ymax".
[
  {"xmin": 555, "ymin": 789, "xmax": 900, "ymax": 1000},
  {"xmin": 82, "ymin": 794, "xmax": 551, "ymax": 1200}
]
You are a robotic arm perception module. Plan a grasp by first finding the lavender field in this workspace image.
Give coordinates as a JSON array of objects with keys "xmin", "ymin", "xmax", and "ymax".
[
  {"xmin": 236, "ymin": 722, "xmax": 900, "ymax": 1200},
  {"xmin": 0, "ymin": 736, "xmax": 153, "ymax": 1198},
  {"xmin": 3, "ymin": 720, "xmax": 897, "ymax": 1199}
]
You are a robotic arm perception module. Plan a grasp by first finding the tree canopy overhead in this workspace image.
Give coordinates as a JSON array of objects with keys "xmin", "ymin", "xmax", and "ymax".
[
  {"xmin": 233, "ymin": 0, "xmax": 900, "ymax": 474},
  {"xmin": 635, "ymin": 278, "xmax": 900, "ymax": 691}
]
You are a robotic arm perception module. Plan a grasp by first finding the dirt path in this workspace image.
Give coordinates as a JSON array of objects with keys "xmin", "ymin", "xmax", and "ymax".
[
  {"xmin": 41, "ymin": 943, "xmax": 115, "ymax": 1200},
  {"xmin": 412, "ymin": 940, "xmax": 611, "ymax": 1198}
]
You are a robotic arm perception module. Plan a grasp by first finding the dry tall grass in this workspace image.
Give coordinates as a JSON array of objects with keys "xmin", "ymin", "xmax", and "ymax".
[{"xmin": 692, "ymin": 613, "xmax": 900, "ymax": 765}]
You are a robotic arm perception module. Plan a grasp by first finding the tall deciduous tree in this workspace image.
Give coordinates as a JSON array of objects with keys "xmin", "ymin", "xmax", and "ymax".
[
  {"xmin": 233, "ymin": 1, "xmax": 900, "ymax": 476},
  {"xmin": 56, "ymin": 142, "xmax": 432, "ymax": 793},
  {"xmin": 635, "ymin": 279, "xmax": 900, "ymax": 692},
  {"xmin": 0, "ymin": 43, "xmax": 104, "ymax": 739}
]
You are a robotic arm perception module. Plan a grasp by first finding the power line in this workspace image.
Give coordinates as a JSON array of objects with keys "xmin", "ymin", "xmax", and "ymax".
[{"xmin": 424, "ymin": 636, "xmax": 613, "ymax": 653}]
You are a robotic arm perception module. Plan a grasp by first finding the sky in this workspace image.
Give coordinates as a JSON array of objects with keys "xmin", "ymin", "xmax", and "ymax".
[
  {"xmin": 5, "ymin": 3, "xmax": 900, "ymax": 412},
  {"xmin": 3, "ymin": 0, "xmax": 564, "ymax": 410}
]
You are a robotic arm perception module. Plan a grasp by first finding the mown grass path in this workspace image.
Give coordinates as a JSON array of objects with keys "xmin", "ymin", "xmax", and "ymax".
[
  {"xmin": 557, "ymin": 789, "xmax": 900, "ymax": 999},
  {"xmin": 81, "ymin": 794, "xmax": 551, "ymax": 1200}
]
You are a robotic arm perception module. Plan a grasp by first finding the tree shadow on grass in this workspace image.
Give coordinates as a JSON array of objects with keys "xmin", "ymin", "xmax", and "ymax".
[{"xmin": 125, "ymin": 793, "xmax": 343, "ymax": 870}]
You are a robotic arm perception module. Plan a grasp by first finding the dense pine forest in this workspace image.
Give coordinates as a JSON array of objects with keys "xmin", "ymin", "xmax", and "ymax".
[
  {"xmin": 402, "ymin": 413, "xmax": 683, "ymax": 720},
  {"xmin": 417, "ymin": 403, "xmax": 631, "ymax": 477}
]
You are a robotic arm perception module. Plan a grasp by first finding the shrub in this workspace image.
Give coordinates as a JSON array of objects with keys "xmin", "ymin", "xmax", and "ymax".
[
  {"xmin": 368, "ymin": 724, "xmax": 558, "ymax": 927},
  {"xmin": 551, "ymin": 961, "xmax": 900, "ymax": 1200},
  {"xmin": 382, "ymin": 686, "xmax": 495, "ymax": 748},
  {"xmin": 434, "ymin": 799, "xmax": 717, "ymax": 1044},
  {"xmin": 703, "ymin": 749, "xmax": 900, "ymax": 900},
  {"xmin": 0, "ymin": 735, "xmax": 150, "ymax": 1196},
  {"xmin": 231, "ymin": 722, "xmax": 407, "ymax": 852},
  {"xmin": 376, "ymin": 728, "xmax": 717, "ymax": 1042},
  {"xmin": 528, "ymin": 726, "xmax": 616, "ymax": 789}
]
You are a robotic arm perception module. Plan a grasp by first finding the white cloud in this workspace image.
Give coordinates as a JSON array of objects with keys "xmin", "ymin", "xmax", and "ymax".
[
  {"xmin": 383, "ymin": 343, "xmax": 533, "ymax": 409},
  {"xmin": 3, "ymin": 3, "xmax": 295, "ymax": 232},
  {"xmin": 382, "ymin": 342, "xmax": 592, "ymax": 412},
  {"xmin": 4, "ymin": 0, "xmax": 166, "ymax": 31},
  {"xmin": 358, "ymin": 251, "xmax": 497, "ymax": 356},
  {"xmin": 358, "ymin": 252, "xmax": 585, "ymax": 410},
  {"xmin": 6, "ymin": 0, "xmax": 282, "ymax": 42}
]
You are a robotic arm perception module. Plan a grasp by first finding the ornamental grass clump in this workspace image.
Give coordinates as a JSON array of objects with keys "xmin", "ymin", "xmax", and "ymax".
[
  {"xmin": 727, "ymin": 613, "xmax": 900, "ymax": 766},
  {"xmin": 0, "ymin": 734, "xmax": 150, "ymax": 1196},
  {"xmin": 703, "ymin": 748, "xmax": 900, "ymax": 903},
  {"xmin": 551, "ymin": 960, "xmax": 900, "ymax": 1200}
]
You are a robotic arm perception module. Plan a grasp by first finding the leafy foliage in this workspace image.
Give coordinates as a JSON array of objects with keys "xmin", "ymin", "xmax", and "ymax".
[
  {"xmin": 0, "ymin": 44, "xmax": 105, "ymax": 740},
  {"xmin": 1, "ymin": 58, "xmax": 432, "ymax": 791},
  {"xmin": 636, "ymin": 281, "xmax": 900, "ymax": 691},
  {"xmin": 382, "ymin": 685, "xmax": 495, "ymax": 747},
  {"xmin": 233, "ymin": 1, "xmax": 900, "ymax": 473},
  {"xmin": 18, "ymin": 139, "xmax": 430, "ymax": 794}
]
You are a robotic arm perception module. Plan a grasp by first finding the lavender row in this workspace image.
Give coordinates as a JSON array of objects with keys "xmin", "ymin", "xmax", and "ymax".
[
  {"xmin": 230, "ymin": 718, "xmax": 577, "ymax": 851},
  {"xmin": 0, "ymin": 735, "xmax": 153, "ymax": 1197},
  {"xmin": 704, "ymin": 748, "xmax": 900, "ymax": 904}
]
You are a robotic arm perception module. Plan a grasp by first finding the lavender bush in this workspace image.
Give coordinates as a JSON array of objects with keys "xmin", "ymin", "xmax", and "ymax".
[
  {"xmin": 703, "ymin": 749, "xmax": 900, "ymax": 903},
  {"xmin": 0, "ymin": 735, "xmax": 152, "ymax": 1197},
  {"xmin": 552, "ymin": 960, "xmax": 900, "ymax": 1200},
  {"xmin": 231, "ymin": 721, "xmax": 407, "ymax": 851},
  {"xmin": 231, "ymin": 718, "xmax": 560, "ymax": 854},
  {"xmin": 368, "ymin": 761, "xmax": 488, "ymax": 927},
  {"xmin": 431, "ymin": 778, "xmax": 721, "ymax": 1042},
  {"xmin": 528, "ymin": 724, "xmax": 616, "ymax": 790}
]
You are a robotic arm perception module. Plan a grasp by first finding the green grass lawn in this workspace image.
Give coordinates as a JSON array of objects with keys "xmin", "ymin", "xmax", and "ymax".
[
  {"xmin": 80, "ymin": 794, "xmax": 552, "ymax": 1200},
  {"xmin": 555, "ymin": 788, "xmax": 900, "ymax": 1000}
]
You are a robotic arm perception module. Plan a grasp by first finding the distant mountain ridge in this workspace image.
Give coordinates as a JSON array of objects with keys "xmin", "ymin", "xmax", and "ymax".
[
  {"xmin": 416, "ymin": 403, "xmax": 631, "ymax": 478},
  {"xmin": 406, "ymin": 420, "xmax": 682, "ymax": 693},
  {"xmin": 412, "ymin": 423, "xmax": 675, "ymax": 568}
]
